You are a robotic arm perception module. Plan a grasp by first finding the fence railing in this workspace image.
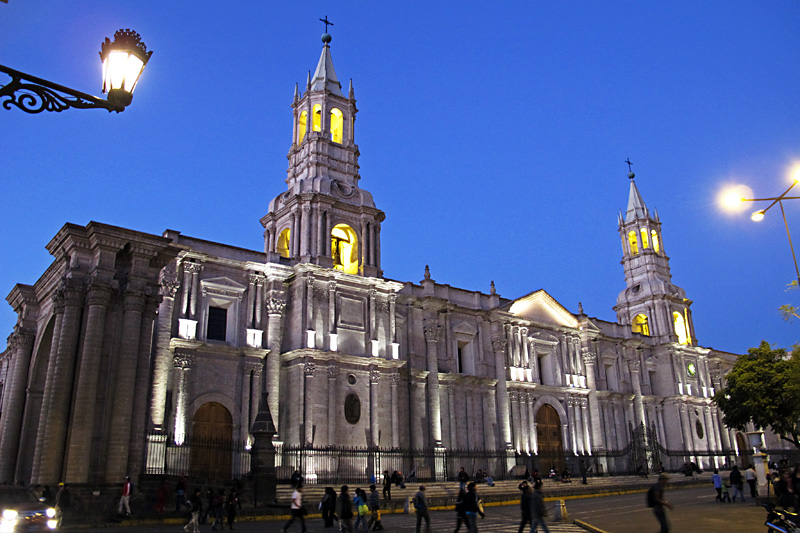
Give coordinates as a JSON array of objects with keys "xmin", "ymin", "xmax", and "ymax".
[{"xmin": 143, "ymin": 432, "xmax": 791, "ymax": 484}]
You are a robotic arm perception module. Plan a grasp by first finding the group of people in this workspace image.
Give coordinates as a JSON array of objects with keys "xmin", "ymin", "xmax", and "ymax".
[
  {"xmin": 287, "ymin": 483, "xmax": 385, "ymax": 533},
  {"xmin": 711, "ymin": 465, "xmax": 754, "ymax": 503},
  {"xmin": 515, "ymin": 480, "xmax": 549, "ymax": 533},
  {"xmin": 771, "ymin": 462, "xmax": 800, "ymax": 512}
]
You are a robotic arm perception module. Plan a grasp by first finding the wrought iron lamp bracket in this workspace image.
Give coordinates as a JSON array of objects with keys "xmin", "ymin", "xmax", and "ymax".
[{"xmin": 0, "ymin": 64, "xmax": 122, "ymax": 114}]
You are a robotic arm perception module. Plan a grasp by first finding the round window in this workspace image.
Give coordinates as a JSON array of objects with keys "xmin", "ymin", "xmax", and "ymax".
[
  {"xmin": 344, "ymin": 393, "xmax": 361, "ymax": 425},
  {"xmin": 347, "ymin": 374, "xmax": 357, "ymax": 385},
  {"xmin": 695, "ymin": 419, "xmax": 704, "ymax": 439}
]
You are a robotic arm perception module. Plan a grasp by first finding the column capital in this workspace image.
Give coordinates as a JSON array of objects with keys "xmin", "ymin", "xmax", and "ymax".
[
  {"xmin": 183, "ymin": 261, "xmax": 202, "ymax": 275},
  {"xmin": 248, "ymin": 272, "xmax": 266, "ymax": 286},
  {"xmin": 266, "ymin": 297, "xmax": 287, "ymax": 316},
  {"xmin": 123, "ymin": 290, "xmax": 148, "ymax": 313},
  {"xmin": 491, "ymin": 334, "xmax": 507, "ymax": 354},
  {"xmin": 304, "ymin": 362, "xmax": 316, "ymax": 377},
  {"xmin": 370, "ymin": 370, "xmax": 380, "ymax": 385},
  {"xmin": 581, "ymin": 347, "xmax": 596, "ymax": 365},
  {"xmin": 423, "ymin": 319, "xmax": 441, "ymax": 343},
  {"xmin": 159, "ymin": 276, "xmax": 180, "ymax": 299},
  {"xmin": 9, "ymin": 327, "xmax": 35, "ymax": 351},
  {"xmin": 627, "ymin": 358, "xmax": 641, "ymax": 373},
  {"xmin": 328, "ymin": 364, "xmax": 339, "ymax": 379},
  {"xmin": 390, "ymin": 373, "xmax": 400, "ymax": 385},
  {"xmin": 173, "ymin": 351, "xmax": 195, "ymax": 370}
]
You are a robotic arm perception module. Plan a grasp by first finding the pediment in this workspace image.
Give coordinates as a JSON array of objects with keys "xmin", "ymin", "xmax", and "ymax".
[
  {"xmin": 452, "ymin": 321, "xmax": 478, "ymax": 336},
  {"xmin": 508, "ymin": 289, "xmax": 579, "ymax": 328},
  {"xmin": 201, "ymin": 276, "xmax": 247, "ymax": 297}
]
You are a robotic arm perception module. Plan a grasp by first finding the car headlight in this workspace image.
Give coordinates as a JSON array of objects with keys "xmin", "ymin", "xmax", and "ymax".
[
  {"xmin": 1, "ymin": 509, "xmax": 17, "ymax": 520},
  {"xmin": 46, "ymin": 507, "xmax": 57, "ymax": 518}
]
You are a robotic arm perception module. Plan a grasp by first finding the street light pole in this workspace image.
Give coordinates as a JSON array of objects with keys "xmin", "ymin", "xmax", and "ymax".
[{"xmin": 0, "ymin": 28, "xmax": 151, "ymax": 114}]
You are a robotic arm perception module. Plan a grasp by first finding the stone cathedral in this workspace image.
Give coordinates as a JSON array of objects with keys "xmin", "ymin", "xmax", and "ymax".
[{"xmin": 0, "ymin": 34, "xmax": 770, "ymax": 487}]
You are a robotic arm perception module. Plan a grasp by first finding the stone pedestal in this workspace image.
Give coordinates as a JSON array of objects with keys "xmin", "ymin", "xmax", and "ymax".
[{"xmin": 250, "ymin": 393, "xmax": 277, "ymax": 506}]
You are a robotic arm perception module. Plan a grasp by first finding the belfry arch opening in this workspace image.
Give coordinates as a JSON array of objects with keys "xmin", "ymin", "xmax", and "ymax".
[
  {"xmin": 277, "ymin": 228, "xmax": 291, "ymax": 258},
  {"xmin": 640, "ymin": 228, "xmax": 650, "ymax": 249},
  {"xmin": 330, "ymin": 108, "xmax": 343, "ymax": 144},
  {"xmin": 313, "ymin": 104, "xmax": 322, "ymax": 132},
  {"xmin": 673, "ymin": 311, "xmax": 690, "ymax": 345},
  {"xmin": 628, "ymin": 231, "xmax": 638, "ymax": 255},
  {"xmin": 331, "ymin": 224, "xmax": 359, "ymax": 274},
  {"xmin": 297, "ymin": 111, "xmax": 307, "ymax": 145},
  {"xmin": 651, "ymin": 230, "xmax": 660, "ymax": 253},
  {"xmin": 632, "ymin": 313, "xmax": 650, "ymax": 336}
]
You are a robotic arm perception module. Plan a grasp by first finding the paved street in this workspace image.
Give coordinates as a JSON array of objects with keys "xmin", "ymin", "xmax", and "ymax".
[{"xmin": 66, "ymin": 484, "xmax": 768, "ymax": 533}]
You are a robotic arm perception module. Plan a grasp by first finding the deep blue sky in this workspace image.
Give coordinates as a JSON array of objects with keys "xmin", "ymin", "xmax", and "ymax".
[{"xmin": 2, "ymin": 2, "xmax": 799, "ymax": 355}]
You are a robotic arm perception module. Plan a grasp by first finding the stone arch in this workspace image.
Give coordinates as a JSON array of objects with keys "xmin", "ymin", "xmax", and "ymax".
[
  {"xmin": 331, "ymin": 223, "xmax": 359, "ymax": 274},
  {"xmin": 532, "ymin": 397, "xmax": 566, "ymax": 473},
  {"xmin": 189, "ymin": 392, "xmax": 239, "ymax": 433}
]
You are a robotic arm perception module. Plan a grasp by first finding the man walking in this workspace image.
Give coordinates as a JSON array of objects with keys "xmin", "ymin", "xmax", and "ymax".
[
  {"xmin": 282, "ymin": 484, "xmax": 307, "ymax": 533},
  {"xmin": 413, "ymin": 486, "xmax": 430, "ymax": 533},
  {"xmin": 530, "ymin": 481, "xmax": 549, "ymax": 533},
  {"xmin": 730, "ymin": 465, "xmax": 746, "ymax": 502},
  {"xmin": 382, "ymin": 470, "xmax": 391, "ymax": 501},
  {"xmin": 368, "ymin": 484, "xmax": 383, "ymax": 531},
  {"xmin": 118, "ymin": 475, "xmax": 132, "ymax": 516},
  {"xmin": 647, "ymin": 473, "xmax": 673, "ymax": 533},
  {"xmin": 336, "ymin": 485, "xmax": 355, "ymax": 533},
  {"xmin": 745, "ymin": 464, "xmax": 757, "ymax": 498}
]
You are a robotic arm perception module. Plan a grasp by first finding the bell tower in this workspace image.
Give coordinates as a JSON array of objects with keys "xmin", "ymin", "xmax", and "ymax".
[
  {"xmin": 613, "ymin": 167, "xmax": 696, "ymax": 345},
  {"xmin": 261, "ymin": 32, "xmax": 384, "ymax": 277}
]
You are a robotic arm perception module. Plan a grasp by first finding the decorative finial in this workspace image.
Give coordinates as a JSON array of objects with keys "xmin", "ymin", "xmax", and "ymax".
[
  {"xmin": 306, "ymin": 71, "xmax": 311, "ymax": 90},
  {"xmin": 424, "ymin": 265, "xmax": 431, "ymax": 281},
  {"xmin": 578, "ymin": 302, "xmax": 584, "ymax": 315},
  {"xmin": 349, "ymin": 79, "xmax": 354, "ymax": 99},
  {"xmin": 320, "ymin": 16, "xmax": 333, "ymax": 43},
  {"xmin": 294, "ymin": 83, "xmax": 299, "ymax": 102},
  {"xmin": 625, "ymin": 157, "xmax": 635, "ymax": 180},
  {"xmin": 490, "ymin": 281, "xmax": 496, "ymax": 295}
]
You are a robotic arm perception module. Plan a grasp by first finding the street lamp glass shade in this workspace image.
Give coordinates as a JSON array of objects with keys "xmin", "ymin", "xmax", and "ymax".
[
  {"xmin": 751, "ymin": 210, "xmax": 766, "ymax": 222},
  {"xmin": 100, "ymin": 29, "xmax": 152, "ymax": 107}
]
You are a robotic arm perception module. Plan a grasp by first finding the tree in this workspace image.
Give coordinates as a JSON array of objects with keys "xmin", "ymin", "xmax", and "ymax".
[
  {"xmin": 714, "ymin": 341, "xmax": 800, "ymax": 449},
  {"xmin": 779, "ymin": 280, "xmax": 800, "ymax": 322}
]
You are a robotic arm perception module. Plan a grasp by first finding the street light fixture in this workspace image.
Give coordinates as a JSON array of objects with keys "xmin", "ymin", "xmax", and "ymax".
[{"xmin": 0, "ymin": 29, "xmax": 152, "ymax": 114}]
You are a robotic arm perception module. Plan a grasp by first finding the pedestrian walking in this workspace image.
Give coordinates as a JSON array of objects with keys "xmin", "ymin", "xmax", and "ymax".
[
  {"xmin": 458, "ymin": 468, "xmax": 470, "ymax": 491},
  {"xmin": 336, "ymin": 486, "xmax": 355, "ymax": 533},
  {"xmin": 720, "ymin": 480, "xmax": 731, "ymax": 502},
  {"xmin": 354, "ymin": 488, "xmax": 369, "ymax": 533},
  {"xmin": 226, "ymin": 490, "xmax": 238, "ymax": 530},
  {"xmin": 54, "ymin": 483, "xmax": 71, "ymax": 529},
  {"xmin": 184, "ymin": 489, "xmax": 202, "ymax": 533},
  {"xmin": 382, "ymin": 471, "xmax": 392, "ymax": 501},
  {"xmin": 730, "ymin": 465, "xmax": 746, "ymax": 502},
  {"xmin": 646, "ymin": 473, "xmax": 673, "ymax": 533},
  {"xmin": 413, "ymin": 486, "xmax": 430, "ymax": 533},
  {"xmin": 711, "ymin": 469, "xmax": 722, "ymax": 502},
  {"xmin": 211, "ymin": 489, "xmax": 226, "ymax": 530},
  {"xmin": 321, "ymin": 487, "xmax": 338, "ymax": 528},
  {"xmin": 463, "ymin": 482, "xmax": 484, "ymax": 533},
  {"xmin": 118, "ymin": 475, "xmax": 132, "ymax": 516},
  {"xmin": 155, "ymin": 478, "xmax": 169, "ymax": 514},
  {"xmin": 580, "ymin": 460, "xmax": 588, "ymax": 485},
  {"xmin": 516, "ymin": 482, "xmax": 532, "ymax": 533},
  {"xmin": 453, "ymin": 488, "xmax": 467, "ymax": 533},
  {"xmin": 282, "ymin": 484, "xmax": 307, "ymax": 533},
  {"xmin": 530, "ymin": 481, "xmax": 549, "ymax": 533},
  {"xmin": 745, "ymin": 465, "xmax": 757, "ymax": 498},
  {"xmin": 368, "ymin": 484, "xmax": 383, "ymax": 531}
]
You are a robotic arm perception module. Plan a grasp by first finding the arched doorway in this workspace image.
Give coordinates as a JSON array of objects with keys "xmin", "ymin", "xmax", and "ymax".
[
  {"xmin": 190, "ymin": 402, "xmax": 232, "ymax": 480},
  {"xmin": 735, "ymin": 432, "xmax": 751, "ymax": 468},
  {"xmin": 536, "ymin": 404, "xmax": 564, "ymax": 473}
]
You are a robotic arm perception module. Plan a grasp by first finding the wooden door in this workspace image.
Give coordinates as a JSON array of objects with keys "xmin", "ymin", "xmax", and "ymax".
[{"xmin": 190, "ymin": 402, "xmax": 233, "ymax": 480}]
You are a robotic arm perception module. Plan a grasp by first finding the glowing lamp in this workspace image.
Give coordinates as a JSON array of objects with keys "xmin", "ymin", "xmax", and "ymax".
[
  {"xmin": 751, "ymin": 210, "xmax": 766, "ymax": 222},
  {"xmin": 100, "ymin": 29, "xmax": 152, "ymax": 108}
]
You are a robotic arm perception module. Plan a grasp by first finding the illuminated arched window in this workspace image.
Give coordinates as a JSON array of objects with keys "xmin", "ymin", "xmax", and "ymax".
[
  {"xmin": 640, "ymin": 228, "xmax": 650, "ymax": 249},
  {"xmin": 628, "ymin": 231, "xmax": 639, "ymax": 255},
  {"xmin": 330, "ymin": 108, "xmax": 343, "ymax": 144},
  {"xmin": 331, "ymin": 224, "xmax": 359, "ymax": 274},
  {"xmin": 632, "ymin": 314, "xmax": 650, "ymax": 336},
  {"xmin": 312, "ymin": 104, "xmax": 322, "ymax": 132},
  {"xmin": 673, "ymin": 311, "xmax": 690, "ymax": 345},
  {"xmin": 297, "ymin": 111, "xmax": 307, "ymax": 145},
  {"xmin": 277, "ymin": 228, "xmax": 291, "ymax": 258},
  {"xmin": 651, "ymin": 230, "xmax": 660, "ymax": 253}
]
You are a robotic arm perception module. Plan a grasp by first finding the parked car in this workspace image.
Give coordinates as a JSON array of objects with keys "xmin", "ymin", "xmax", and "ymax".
[{"xmin": 0, "ymin": 486, "xmax": 57, "ymax": 531}]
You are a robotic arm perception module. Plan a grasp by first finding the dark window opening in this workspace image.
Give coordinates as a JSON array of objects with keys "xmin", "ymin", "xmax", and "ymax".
[
  {"xmin": 207, "ymin": 306, "xmax": 227, "ymax": 341},
  {"xmin": 457, "ymin": 344, "xmax": 465, "ymax": 374}
]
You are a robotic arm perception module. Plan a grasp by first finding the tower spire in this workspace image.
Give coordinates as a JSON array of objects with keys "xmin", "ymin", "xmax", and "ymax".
[{"xmin": 624, "ymin": 161, "xmax": 649, "ymax": 223}]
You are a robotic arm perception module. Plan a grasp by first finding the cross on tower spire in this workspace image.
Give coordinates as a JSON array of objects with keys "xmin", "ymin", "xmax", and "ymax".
[
  {"xmin": 625, "ymin": 158, "xmax": 633, "ymax": 173},
  {"xmin": 320, "ymin": 16, "xmax": 334, "ymax": 33}
]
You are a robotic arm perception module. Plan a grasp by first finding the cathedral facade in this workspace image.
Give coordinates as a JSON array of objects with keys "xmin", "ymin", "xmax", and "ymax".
[{"xmin": 0, "ymin": 35, "xmax": 771, "ymax": 486}]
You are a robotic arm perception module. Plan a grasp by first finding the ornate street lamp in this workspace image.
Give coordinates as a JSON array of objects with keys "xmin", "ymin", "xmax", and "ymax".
[{"xmin": 0, "ymin": 29, "xmax": 151, "ymax": 114}]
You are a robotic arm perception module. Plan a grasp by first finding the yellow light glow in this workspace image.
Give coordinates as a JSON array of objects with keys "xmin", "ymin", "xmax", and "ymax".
[
  {"xmin": 651, "ymin": 230, "xmax": 661, "ymax": 253},
  {"xmin": 313, "ymin": 104, "xmax": 322, "ymax": 132},
  {"xmin": 298, "ymin": 111, "xmax": 307, "ymax": 145},
  {"xmin": 673, "ymin": 311, "xmax": 689, "ymax": 345},
  {"xmin": 788, "ymin": 162, "xmax": 800, "ymax": 184},
  {"xmin": 640, "ymin": 227, "xmax": 649, "ymax": 249},
  {"xmin": 331, "ymin": 224, "xmax": 358, "ymax": 274},
  {"xmin": 628, "ymin": 231, "xmax": 638, "ymax": 255},
  {"xmin": 102, "ymin": 51, "xmax": 145, "ymax": 94},
  {"xmin": 277, "ymin": 228, "xmax": 291, "ymax": 258},
  {"xmin": 632, "ymin": 314, "xmax": 650, "ymax": 336},
  {"xmin": 717, "ymin": 184, "xmax": 753, "ymax": 214},
  {"xmin": 330, "ymin": 108, "xmax": 343, "ymax": 144},
  {"xmin": 751, "ymin": 210, "xmax": 765, "ymax": 222}
]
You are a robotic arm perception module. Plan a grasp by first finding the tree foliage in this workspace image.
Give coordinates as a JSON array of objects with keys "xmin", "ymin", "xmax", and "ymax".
[
  {"xmin": 714, "ymin": 341, "xmax": 800, "ymax": 449},
  {"xmin": 779, "ymin": 280, "xmax": 800, "ymax": 322}
]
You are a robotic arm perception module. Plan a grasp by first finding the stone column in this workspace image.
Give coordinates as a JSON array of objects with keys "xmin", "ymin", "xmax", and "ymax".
[
  {"xmin": 509, "ymin": 391, "xmax": 520, "ymax": 451},
  {"xmin": 485, "ymin": 388, "xmax": 498, "ymax": 451},
  {"xmin": 656, "ymin": 405, "xmax": 668, "ymax": 447},
  {"xmin": 0, "ymin": 327, "xmax": 35, "ymax": 483},
  {"xmin": 424, "ymin": 319, "xmax": 443, "ymax": 446},
  {"xmin": 172, "ymin": 351, "xmax": 195, "ymax": 444},
  {"xmin": 64, "ymin": 282, "xmax": 112, "ymax": 482},
  {"xmin": 447, "ymin": 386, "xmax": 457, "ymax": 449},
  {"xmin": 582, "ymin": 349, "xmax": 604, "ymax": 451},
  {"xmin": 150, "ymin": 274, "xmax": 179, "ymax": 431},
  {"xmin": 127, "ymin": 296, "xmax": 160, "ymax": 477},
  {"xmin": 390, "ymin": 374, "xmax": 400, "ymax": 449},
  {"xmin": 265, "ymin": 297, "xmax": 287, "ymax": 436},
  {"xmin": 492, "ymin": 334, "xmax": 512, "ymax": 448},
  {"xmin": 327, "ymin": 365, "xmax": 338, "ymax": 445},
  {"xmin": 105, "ymin": 289, "xmax": 147, "ymax": 481},
  {"xmin": 627, "ymin": 357, "xmax": 646, "ymax": 428},
  {"xmin": 369, "ymin": 370, "xmax": 380, "ymax": 447},
  {"xmin": 521, "ymin": 392, "xmax": 532, "ymax": 453},
  {"xmin": 190, "ymin": 263, "xmax": 201, "ymax": 319},
  {"xmin": 303, "ymin": 362, "xmax": 315, "ymax": 445},
  {"xmin": 711, "ymin": 406, "xmax": 725, "ymax": 452},
  {"xmin": 30, "ymin": 300, "xmax": 64, "ymax": 483},
  {"xmin": 301, "ymin": 204, "xmax": 311, "ymax": 257},
  {"xmin": 702, "ymin": 405, "xmax": 717, "ymax": 461},
  {"xmin": 38, "ymin": 280, "xmax": 84, "ymax": 483},
  {"xmin": 580, "ymin": 398, "xmax": 591, "ymax": 453},
  {"xmin": 679, "ymin": 403, "xmax": 695, "ymax": 455},
  {"xmin": 568, "ymin": 397, "xmax": 579, "ymax": 452}
]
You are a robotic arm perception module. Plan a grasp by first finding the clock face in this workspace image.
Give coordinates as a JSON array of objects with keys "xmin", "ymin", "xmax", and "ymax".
[{"xmin": 687, "ymin": 362, "xmax": 697, "ymax": 377}]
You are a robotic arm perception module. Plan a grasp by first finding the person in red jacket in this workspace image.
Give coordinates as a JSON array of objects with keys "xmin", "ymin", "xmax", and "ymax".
[{"xmin": 118, "ymin": 476, "xmax": 132, "ymax": 516}]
